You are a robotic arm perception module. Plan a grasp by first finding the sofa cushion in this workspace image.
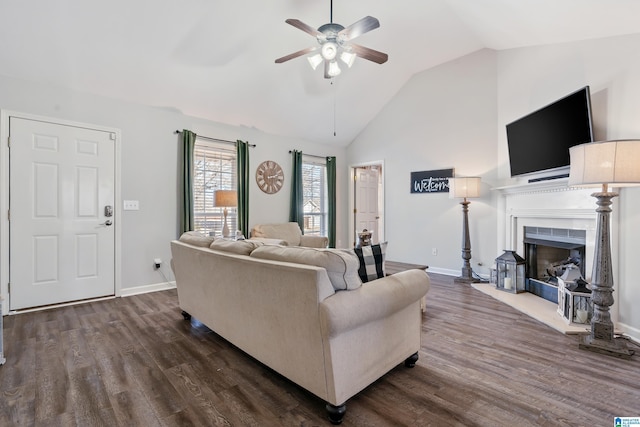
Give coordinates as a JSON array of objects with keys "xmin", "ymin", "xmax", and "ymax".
[
  {"xmin": 251, "ymin": 222, "xmax": 302, "ymax": 246},
  {"xmin": 250, "ymin": 245, "xmax": 362, "ymax": 291},
  {"xmin": 248, "ymin": 237, "xmax": 290, "ymax": 246},
  {"xmin": 179, "ymin": 231, "xmax": 215, "ymax": 247},
  {"xmin": 354, "ymin": 242, "xmax": 387, "ymax": 282},
  {"xmin": 210, "ymin": 239, "xmax": 263, "ymax": 256}
]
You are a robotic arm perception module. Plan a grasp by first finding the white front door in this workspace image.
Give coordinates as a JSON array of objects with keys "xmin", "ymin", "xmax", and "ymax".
[
  {"xmin": 9, "ymin": 117, "xmax": 115, "ymax": 310},
  {"xmin": 355, "ymin": 167, "xmax": 380, "ymax": 244}
]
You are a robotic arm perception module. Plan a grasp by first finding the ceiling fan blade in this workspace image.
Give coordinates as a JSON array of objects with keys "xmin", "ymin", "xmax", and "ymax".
[
  {"xmin": 285, "ymin": 19, "xmax": 323, "ymax": 38},
  {"xmin": 350, "ymin": 44, "xmax": 388, "ymax": 64},
  {"xmin": 275, "ymin": 46, "xmax": 317, "ymax": 64},
  {"xmin": 338, "ymin": 16, "xmax": 380, "ymax": 41}
]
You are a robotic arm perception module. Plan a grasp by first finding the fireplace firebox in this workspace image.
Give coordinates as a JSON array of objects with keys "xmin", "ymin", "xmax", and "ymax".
[{"xmin": 523, "ymin": 226, "xmax": 586, "ymax": 303}]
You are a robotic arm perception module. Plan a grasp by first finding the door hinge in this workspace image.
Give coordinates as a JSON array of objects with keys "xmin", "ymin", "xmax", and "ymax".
[
  {"xmin": 353, "ymin": 209, "xmax": 357, "ymax": 214},
  {"xmin": 7, "ymin": 136, "xmax": 10, "ymax": 147},
  {"xmin": 110, "ymin": 133, "xmax": 116, "ymax": 141},
  {"xmin": 7, "ymin": 209, "xmax": 9, "ymax": 221}
]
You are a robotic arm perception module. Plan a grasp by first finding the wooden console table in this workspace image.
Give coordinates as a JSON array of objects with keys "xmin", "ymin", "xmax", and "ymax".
[{"xmin": 385, "ymin": 261, "xmax": 428, "ymax": 276}]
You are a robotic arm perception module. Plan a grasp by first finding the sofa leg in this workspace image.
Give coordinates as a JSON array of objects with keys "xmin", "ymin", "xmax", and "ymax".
[
  {"xmin": 325, "ymin": 403, "xmax": 346, "ymax": 425},
  {"xmin": 404, "ymin": 351, "xmax": 419, "ymax": 368},
  {"xmin": 181, "ymin": 311, "xmax": 192, "ymax": 320}
]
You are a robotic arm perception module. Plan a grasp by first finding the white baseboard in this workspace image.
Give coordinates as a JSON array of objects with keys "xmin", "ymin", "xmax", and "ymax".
[
  {"xmin": 426, "ymin": 267, "xmax": 490, "ymax": 280},
  {"xmin": 618, "ymin": 322, "xmax": 640, "ymax": 346},
  {"xmin": 120, "ymin": 281, "xmax": 176, "ymax": 297},
  {"xmin": 426, "ymin": 267, "xmax": 459, "ymax": 276}
]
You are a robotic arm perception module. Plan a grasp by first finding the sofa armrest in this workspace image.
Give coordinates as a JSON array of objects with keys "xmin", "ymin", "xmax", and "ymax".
[
  {"xmin": 319, "ymin": 269, "xmax": 430, "ymax": 337},
  {"xmin": 300, "ymin": 235, "xmax": 329, "ymax": 248}
]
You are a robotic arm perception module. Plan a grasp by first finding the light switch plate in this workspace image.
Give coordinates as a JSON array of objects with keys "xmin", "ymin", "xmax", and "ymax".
[{"xmin": 123, "ymin": 200, "xmax": 139, "ymax": 210}]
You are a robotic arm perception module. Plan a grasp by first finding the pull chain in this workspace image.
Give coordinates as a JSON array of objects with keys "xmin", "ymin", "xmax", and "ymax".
[{"xmin": 332, "ymin": 79, "xmax": 337, "ymax": 136}]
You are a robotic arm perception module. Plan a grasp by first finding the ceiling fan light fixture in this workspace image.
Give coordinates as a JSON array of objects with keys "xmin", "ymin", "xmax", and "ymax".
[
  {"xmin": 321, "ymin": 42, "xmax": 338, "ymax": 60},
  {"xmin": 340, "ymin": 51, "xmax": 356, "ymax": 68},
  {"xmin": 327, "ymin": 60, "xmax": 341, "ymax": 77},
  {"xmin": 307, "ymin": 53, "xmax": 323, "ymax": 70}
]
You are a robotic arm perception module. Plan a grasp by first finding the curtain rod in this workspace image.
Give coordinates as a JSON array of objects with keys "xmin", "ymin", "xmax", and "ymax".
[
  {"xmin": 174, "ymin": 130, "xmax": 256, "ymax": 147},
  {"xmin": 289, "ymin": 150, "xmax": 329, "ymax": 160}
]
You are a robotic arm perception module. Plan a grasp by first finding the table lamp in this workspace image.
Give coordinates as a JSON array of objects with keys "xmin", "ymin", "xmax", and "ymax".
[{"xmin": 213, "ymin": 190, "xmax": 237, "ymax": 238}]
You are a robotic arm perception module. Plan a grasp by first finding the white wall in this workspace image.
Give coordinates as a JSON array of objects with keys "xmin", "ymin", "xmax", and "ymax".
[
  {"xmin": 496, "ymin": 33, "xmax": 640, "ymax": 341},
  {"xmin": 347, "ymin": 49, "xmax": 499, "ymax": 276},
  {"xmin": 0, "ymin": 74, "xmax": 347, "ymax": 299}
]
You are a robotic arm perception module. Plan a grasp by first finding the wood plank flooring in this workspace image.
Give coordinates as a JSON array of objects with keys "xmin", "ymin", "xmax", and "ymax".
[{"xmin": 1, "ymin": 273, "xmax": 639, "ymax": 426}]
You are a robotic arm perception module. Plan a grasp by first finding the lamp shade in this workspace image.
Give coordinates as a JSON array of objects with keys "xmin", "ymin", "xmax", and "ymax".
[
  {"xmin": 449, "ymin": 177, "xmax": 481, "ymax": 199},
  {"xmin": 569, "ymin": 140, "xmax": 640, "ymax": 187},
  {"xmin": 307, "ymin": 53, "xmax": 323, "ymax": 70},
  {"xmin": 327, "ymin": 60, "xmax": 341, "ymax": 77},
  {"xmin": 213, "ymin": 190, "xmax": 237, "ymax": 207}
]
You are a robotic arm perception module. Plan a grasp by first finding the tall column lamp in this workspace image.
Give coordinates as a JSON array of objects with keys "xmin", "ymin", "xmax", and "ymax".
[
  {"xmin": 449, "ymin": 177, "xmax": 482, "ymax": 284},
  {"xmin": 213, "ymin": 190, "xmax": 237, "ymax": 238},
  {"xmin": 569, "ymin": 139, "xmax": 640, "ymax": 359}
]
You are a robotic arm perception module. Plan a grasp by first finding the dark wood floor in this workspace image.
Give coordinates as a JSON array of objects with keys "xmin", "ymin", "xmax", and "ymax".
[{"xmin": 1, "ymin": 273, "xmax": 639, "ymax": 426}]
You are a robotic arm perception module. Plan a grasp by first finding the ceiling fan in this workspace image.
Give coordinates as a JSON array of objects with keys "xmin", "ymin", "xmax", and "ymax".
[{"xmin": 275, "ymin": 0, "xmax": 388, "ymax": 79}]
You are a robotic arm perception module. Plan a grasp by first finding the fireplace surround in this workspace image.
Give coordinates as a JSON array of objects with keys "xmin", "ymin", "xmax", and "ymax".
[{"xmin": 496, "ymin": 178, "xmax": 619, "ymax": 321}]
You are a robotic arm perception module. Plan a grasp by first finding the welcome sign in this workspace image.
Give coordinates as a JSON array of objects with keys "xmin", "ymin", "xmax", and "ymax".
[{"xmin": 410, "ymin": 168, "xmax": 454, "ymax": 194}]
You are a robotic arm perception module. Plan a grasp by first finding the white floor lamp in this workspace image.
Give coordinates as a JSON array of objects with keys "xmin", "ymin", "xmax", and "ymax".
[
  {"xmin": 214, "ymin": 190, "xmax": 237, "ymax": 238},
  {"xmin": 569, "ymin": 139, "xmax": 640, "ymax": 359},
  {"xmin": 449, "ymin": 177, "xmax": 482, "ymax": 284}
]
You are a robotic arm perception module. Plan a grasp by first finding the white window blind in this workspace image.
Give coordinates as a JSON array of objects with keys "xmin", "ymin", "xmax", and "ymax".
[
  {"xmin": 302, "ymin": 156, "xmax": 327, "ymax": 236},
  {"xmin": 193, "ymin": 140, "xmax": 237, "ymax": 236}
]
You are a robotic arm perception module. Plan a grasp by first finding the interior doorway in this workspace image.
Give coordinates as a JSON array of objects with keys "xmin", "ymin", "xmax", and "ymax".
[{"xmin": 350, "ymin": 162, "xmax": 384, "ymax": 247}]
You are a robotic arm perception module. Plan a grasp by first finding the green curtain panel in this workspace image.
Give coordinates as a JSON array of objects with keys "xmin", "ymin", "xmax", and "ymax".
[
  {"xmin": 180, "ymin": 129, "xmax": 196, "ymax": 235},
  {"xmin": 236, "ymin": 140, "xmax": 250, "ymax": 238},
  {"xmin": 289, "ymin": 150, "xmax": 304, "ymax": 231},
  {"xmin": 326, "ymin": 156, "xmax": 337, "ymax": 248}
]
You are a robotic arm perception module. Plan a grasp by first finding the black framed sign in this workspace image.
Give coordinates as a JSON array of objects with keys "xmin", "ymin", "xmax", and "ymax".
[{"xmin": 410, "ymin": 168, "xmax": 454, "ymax": 194}]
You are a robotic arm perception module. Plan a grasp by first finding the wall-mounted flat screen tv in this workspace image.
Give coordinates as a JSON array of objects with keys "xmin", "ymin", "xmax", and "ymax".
[{"xmin": 506, "ymin": 86, "xmax": 594, "ymax": 178}]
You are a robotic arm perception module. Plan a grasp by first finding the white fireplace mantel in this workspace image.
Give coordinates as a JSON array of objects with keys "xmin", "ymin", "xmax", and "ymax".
[{"xmin": 494, "ymin": 177, "xmax": 572, "ymax": 195}]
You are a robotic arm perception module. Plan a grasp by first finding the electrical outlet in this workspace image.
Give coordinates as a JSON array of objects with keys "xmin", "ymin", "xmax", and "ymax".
[
  {"xmin": 154, "ymin": 258, "xmax": 162, "ymax": 269},
  {"xmin": 431, "ymin": 248, "xmax": 437, "ymax": 256}
]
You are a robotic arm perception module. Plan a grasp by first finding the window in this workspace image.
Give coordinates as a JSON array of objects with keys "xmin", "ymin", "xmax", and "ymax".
[
  {"xmin": 302, "ymin": 156, "xmax": 327, "ymax": 236},
  {"xmin": 193, "ymin": 140, "xmax": 236, "ymax": 236}
]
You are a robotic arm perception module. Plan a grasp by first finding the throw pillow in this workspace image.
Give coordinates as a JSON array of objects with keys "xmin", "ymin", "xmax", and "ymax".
[
  {"xmin": 250, "ymin": 245, "xmax": 362, "ymax": 291},
  {"xmin": 210, "ymin": 239, "xmax": 263, "ymax": 256},
  {"xmin": 179, "ymin": 231, "xmax": 215, "ymax": 247},
  {"xmin": 354, "ymin": 242, "xmax": 387, "ymax": 282}
]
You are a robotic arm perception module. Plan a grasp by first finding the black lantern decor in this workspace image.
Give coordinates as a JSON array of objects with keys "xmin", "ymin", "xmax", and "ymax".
[{"xmin": 495, "ymin": 250, "xmax": 526, "ymax": 293}]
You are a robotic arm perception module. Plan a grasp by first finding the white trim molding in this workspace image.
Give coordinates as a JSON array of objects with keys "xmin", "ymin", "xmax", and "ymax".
[{"xmin": 120, "ymin": 281, "xmax": 176, "ymax": 297}]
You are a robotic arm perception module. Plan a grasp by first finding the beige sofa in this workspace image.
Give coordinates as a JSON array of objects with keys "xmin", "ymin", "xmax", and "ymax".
[
  {"xmin": 250, "ymin": 222, "xmax": 329, "ymax": 248},
  {"xmin": 170, "ymin": 233, "xmax": 430, "ymax": 424}
]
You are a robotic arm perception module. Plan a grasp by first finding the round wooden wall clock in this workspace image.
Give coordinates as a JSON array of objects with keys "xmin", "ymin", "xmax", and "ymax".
[{"xmin": 255, "ymin": 160, "xmax": 284, "ymax": 194}]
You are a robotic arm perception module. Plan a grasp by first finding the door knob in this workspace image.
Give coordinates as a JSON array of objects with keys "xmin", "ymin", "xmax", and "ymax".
[{"xmin": 101, "ymin": 220, "xmax": 113, "ymax": 226}]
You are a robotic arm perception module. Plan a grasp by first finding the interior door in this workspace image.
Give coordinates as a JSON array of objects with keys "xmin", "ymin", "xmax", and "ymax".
[
  {"xmin": 9, "ymin": 117, "xmax": 115, "ymax": 310},
  {"xmin": 354, "ymin": 167, "xmax": 380, "ymax": 244}
]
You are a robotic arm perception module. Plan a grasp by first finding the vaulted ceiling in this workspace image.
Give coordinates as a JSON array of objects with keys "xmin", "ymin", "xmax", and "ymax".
[{"xmin": 2, "ymin": 1, "xmax": 639, "ymax": 146}]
